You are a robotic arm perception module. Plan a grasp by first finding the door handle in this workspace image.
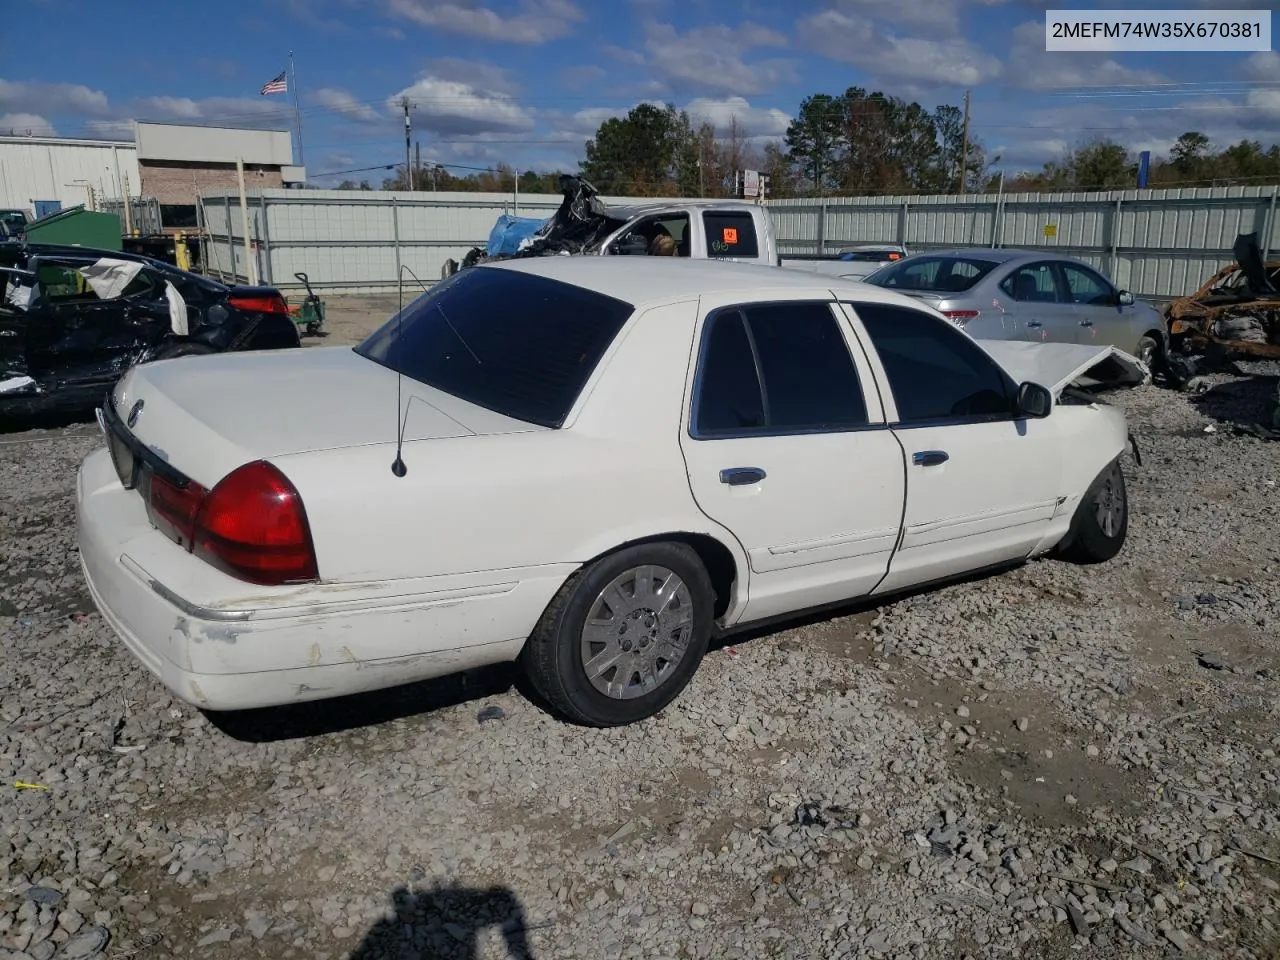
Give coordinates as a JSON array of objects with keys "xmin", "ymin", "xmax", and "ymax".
[
  {"xmin": 912, "ymin": 450, "xmax": 949, "ymax": 467},
  {"xmin": 719, "ymin": 467, "xmax": 766, "ymax": 486},
  {"xmin": 1026, "ymin": 320, "xmax": 1042, "ymax": 328}
]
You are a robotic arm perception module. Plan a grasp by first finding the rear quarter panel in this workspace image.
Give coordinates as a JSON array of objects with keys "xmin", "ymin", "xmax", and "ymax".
[{"xmin": 275, "ymin": 299, "xmax": 750, "ymax": 591}]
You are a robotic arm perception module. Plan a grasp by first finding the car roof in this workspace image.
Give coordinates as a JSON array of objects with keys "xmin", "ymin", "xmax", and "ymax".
[
  {"xmin": 481, "ymin": 256, "xmax": 924, "ymax": 309},
  {"xmin": 902, "ymin": 248, "xmax": 1084, "ymax": 266},
  {"xmin": 601, "ymin": 199, "xmax": 763, "ymax": 221}
]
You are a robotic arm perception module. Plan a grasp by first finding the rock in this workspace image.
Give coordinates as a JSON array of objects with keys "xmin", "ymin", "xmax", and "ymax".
[
  {"xmin": 1100, "ymin": 858, "xmax": 1118, "ymax": 873},
  {"xmin": 23, "ymin": 890, "xmax": 62, "ymax": 907},
  {"xmin": 1015, "ymin": 718, "xmax": 1029, "ymax": 732},
  {"xmin": 956, "ymin": 706, "xmax": 970, "ymax": 719},
  {"xmin": 1196, "ymin": 651, "xmax": 1228, "ymax": 671},
  {"xmin": 195, "ymin": 928, "xmax": 234, "ymax": 947},
  {"xmin": 58, "ymin": 926, "xmax": 110, "ymax": 959},
  {"xmin": 691, "ymin": 903, "xmax": 709, "ymax": 917},
  {"xmin": 1067, "ymin": 902, "xmax": 1089, "ymax": 935}
]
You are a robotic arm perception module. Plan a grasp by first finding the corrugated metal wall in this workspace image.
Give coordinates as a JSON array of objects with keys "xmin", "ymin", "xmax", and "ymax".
[
  {"xmin": 770, "ymin": 185, "xmax": 1280, "ymax": 300},
  {"xmin": 200, "ymin": 184, "xmax": 1280, "ymax": 298},
  {"xmin": 0, "ymin": 137, "xmax": 140, "ymax": 214},
  {"xmin": 199, "ymin": 188, "xmax": 642, "ymax": 293}
]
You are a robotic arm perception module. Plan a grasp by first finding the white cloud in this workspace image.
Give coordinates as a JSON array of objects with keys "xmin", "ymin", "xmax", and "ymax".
[
  {"xmin": 135, "ymin": 96, "xmax": 202, "ymax": 120},
  {"xmin": 625, "ymin": 20, "xmax": 794, "ymax": 96},
  {"xmin": 831, "ymin": 0, "xmax": 959, "ymax": 36},
  {"xmin": 314, "ymin": 88, "xmax": 385, "ymax": 123},
  {"xmin": 558, "ymin": 64, "xmax": 607, "ymax": 91},
  {"xmin": 797, "ymin": 10, "xmax": 1001, "ymax": 87},
  {"xmin": 684, "ymin": 96, "xmax": 790, "ymax": 140},
  {"xmin": 1004, "ymin": 20, "xmax": 1164, "ymax": 90},
  {"xmin": 0, "ymin": 79, "xmax": 110, "ymax": 117},
  {"xmin": 83, "ymin": 119, "xmax": 136, "ymax": 138},
  {"xmin": 391, "ymin": 77, "xmax": 534, "ymax": 136},
  {"xmin": 1242, "ymin": 51, "xmax": 1280, "ymax": 82},
  {"xmin": 386, "ymin": 0, "xmax": 585, "ymax": 43},
  {"xmin": 0, "ymin": 113, "xmax": 56, "ymax": 136},
  {"xmin": 423, "ymin": 58, "xmax": 521, "ymax": 96}
]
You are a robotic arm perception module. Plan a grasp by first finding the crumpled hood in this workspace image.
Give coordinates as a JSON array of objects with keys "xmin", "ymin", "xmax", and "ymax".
[{"xmin": 974, "ymin": 340, "xmax": 1149, "ymax": 396}]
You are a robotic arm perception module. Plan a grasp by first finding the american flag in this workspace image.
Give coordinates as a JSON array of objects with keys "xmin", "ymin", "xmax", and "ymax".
[{"xmin": 260, "ymin": 71, "xmax": 287, "ymax": 95}]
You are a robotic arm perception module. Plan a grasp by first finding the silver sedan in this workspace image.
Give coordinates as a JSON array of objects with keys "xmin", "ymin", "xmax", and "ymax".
[{"xmin": 861, "ymin": 249, "xmax": 1167, "ymax": 366}]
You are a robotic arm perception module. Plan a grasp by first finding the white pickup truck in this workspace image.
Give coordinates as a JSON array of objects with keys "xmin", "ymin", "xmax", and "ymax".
[{"xmin": 450, "ymin": 176, "xmax": 903, "ymax": 282}]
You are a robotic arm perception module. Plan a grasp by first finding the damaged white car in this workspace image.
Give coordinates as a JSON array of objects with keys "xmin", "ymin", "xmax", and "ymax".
[{"xmin": 77, "ymin": 259, "xmax": 1141, "ymax": 727}]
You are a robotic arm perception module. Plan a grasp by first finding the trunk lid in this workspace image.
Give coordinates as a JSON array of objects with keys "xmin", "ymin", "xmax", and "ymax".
[{"xmin": 107, "ymin": 346, "xmax": 542, "ymax": 487}]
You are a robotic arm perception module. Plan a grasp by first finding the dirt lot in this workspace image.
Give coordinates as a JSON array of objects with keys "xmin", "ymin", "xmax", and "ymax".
[{"xmin": 1, "ymin": 297, "xmax": 1278, "ymax": 960}]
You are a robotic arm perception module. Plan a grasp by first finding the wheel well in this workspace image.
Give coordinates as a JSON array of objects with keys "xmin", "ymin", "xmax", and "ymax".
[{"xmin": 589, "ymin": 533, "xmax": 739, "ymax": 620}]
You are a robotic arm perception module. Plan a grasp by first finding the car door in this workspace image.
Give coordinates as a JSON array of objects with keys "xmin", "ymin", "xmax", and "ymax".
[
  {"xmin": 840, "ymin": 300, "xmax": 1064, "ymax": 595},
  {"xmin": 1056, "ymin": 261, "xmax": 1127, "ymax": 348},
  {"xmin": 996, "ymin": 261, "xmax": 1078, "ymax": 343},
  {"xmin": 0, "ymin": 266, "xmax": 33, "ymax": 379},
  {"xmin": 679, "ymin": 300, "xmax": 907, "ymax": 624}
]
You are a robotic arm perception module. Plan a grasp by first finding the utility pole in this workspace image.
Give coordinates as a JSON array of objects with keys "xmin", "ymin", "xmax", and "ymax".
[
  {"xmin": 415, "ymin": 140, "xmax": 420, "ymax": 190},
  {"xmin": 959, "ymin": 90, "xmax": 971, "ymax": 196},
  {"xmin": 401, "ymin": 97, "xmax": 413, "ymax": 191}
]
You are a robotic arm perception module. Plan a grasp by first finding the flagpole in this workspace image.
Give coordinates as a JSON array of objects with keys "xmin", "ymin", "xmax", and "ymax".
[{"xmin": 289, "ymin": 51, "xmax": 305, "ymax": 167}]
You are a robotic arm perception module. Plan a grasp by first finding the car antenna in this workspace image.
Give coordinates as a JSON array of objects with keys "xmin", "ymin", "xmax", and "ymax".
[
  {"xmin": 391, "ymin": 263, "xmax": 410, "ymax": 477},
  {"xmin": 390, "ymin": 263, "xmax": 445, "ymax": 477}
]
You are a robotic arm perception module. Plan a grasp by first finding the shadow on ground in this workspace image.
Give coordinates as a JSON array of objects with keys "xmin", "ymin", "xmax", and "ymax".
[
  {"xmin": 203, "ymin": 663, "xmax": 520, "ymax": 742},
  {"xmin": 1191, "ymin": 372, "xmax": 1279, "ymax": 437},
  {"xmin": 351, "ymin": 884, "xmax": 538, "ymax": 960}
]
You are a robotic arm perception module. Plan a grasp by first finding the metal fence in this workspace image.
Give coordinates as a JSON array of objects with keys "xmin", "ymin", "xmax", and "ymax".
[
  {"xmin": 98, "ymin": 197, "xmax": 162, "ymax": 237},
  {"xmin": 193, "ymin": 184, "xmax": 1280, "ymax": 299},
  {"xmin": 770, "ymin": 185, "xmax": 1280, "ymax": 301},
  {"xmin": 197, "ymin": 188, "xmax": 658, "ymax": 294}
]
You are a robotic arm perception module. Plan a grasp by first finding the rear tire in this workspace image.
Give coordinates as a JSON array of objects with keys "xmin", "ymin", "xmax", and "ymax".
[
  {"xmin": 521, "ymin": 542, "xmax": 714, "ymax": 726},
  {"xmin": 1135, "ymin": 335, "xmax": 1160, "ymax": 370},
  {"xmin": 1057, "ymin": 459, "xmax": 1128, "ymax": 565}
]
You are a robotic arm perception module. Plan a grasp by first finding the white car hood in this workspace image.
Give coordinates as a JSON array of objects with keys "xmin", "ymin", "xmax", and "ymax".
[{"xmin": 974, "ymin": 340, "xmax": 1149, "ymax": 396}]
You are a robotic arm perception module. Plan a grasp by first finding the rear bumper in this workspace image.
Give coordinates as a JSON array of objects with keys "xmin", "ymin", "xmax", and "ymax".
[{"xmin": 76, "ymin": 447, "xmax": 569, "ymax": 711}]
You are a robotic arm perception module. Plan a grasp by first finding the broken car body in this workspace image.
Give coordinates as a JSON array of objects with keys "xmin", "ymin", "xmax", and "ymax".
[
  {"xmin": 1163, "ymin": 232, "xmax": 1280, "ymax": 359},
  {"xmin": 1, "ymin": 244, "xmax": 300, "ymax": 420}
]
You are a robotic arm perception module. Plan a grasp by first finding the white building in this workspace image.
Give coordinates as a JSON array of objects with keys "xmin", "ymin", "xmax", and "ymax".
[
  {"xmin": 0, "ymin": 134, "xmax": 140, "ymax": 217},
  {"xmin": 0, "ymin": 123, "xmax": 305, "ymax": 221}
]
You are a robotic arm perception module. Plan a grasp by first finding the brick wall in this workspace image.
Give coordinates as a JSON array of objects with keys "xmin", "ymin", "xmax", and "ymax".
[{"xmin": 138, "ymin": 161, "xmax": 284, "ymax": 205}]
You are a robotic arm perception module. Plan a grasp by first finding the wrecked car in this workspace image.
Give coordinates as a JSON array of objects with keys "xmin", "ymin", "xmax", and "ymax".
[
  {"xmin": 444, "ymin": 174, "xmax": 778, "ymax": 275},
  {"xmin": 1163, "ymin": 232, "xmax": 1280, "ymax": 359},
  {"xmin": 1, "ymin": 243, "xmax": 299, "ymax": 422},
  {"xmin": 80, "ymin": 257, "xmax": 1136, "ymax": 727}
]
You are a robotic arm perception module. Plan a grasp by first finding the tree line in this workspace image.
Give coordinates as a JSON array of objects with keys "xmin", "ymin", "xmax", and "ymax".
[{"xmin": 330, "ymin": 93, "xmax": 1280, "ymax": 198}]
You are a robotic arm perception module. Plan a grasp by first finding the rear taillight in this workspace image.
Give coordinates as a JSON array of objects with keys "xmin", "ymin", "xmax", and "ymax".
[
  {"xmin": 146, "ymin": 473, "xmax": 208, "ymax": 549},
  {"xmin": 192, "ymin": 461, "xmax": 319, "ymax": 585},
  {"xmin": 229, "ymin": 294, "xmax": 289, "ymax": 315},
  {"xmin": 942, "ymin": 309, "xmax": 980, "ymax": 325},
  {"xmin": 146, "ymin": 460, "xmax": 318, "ymax": 586}
]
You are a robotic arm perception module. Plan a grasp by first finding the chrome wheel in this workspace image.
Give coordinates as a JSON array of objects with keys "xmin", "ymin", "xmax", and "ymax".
[
  {"xmin": 579, "ymin": 565, "xmax": 695, "ymax": 700},
  {"xmin": 1094, "ymin": 468, "xmax": 1125, "ymax": 538}
]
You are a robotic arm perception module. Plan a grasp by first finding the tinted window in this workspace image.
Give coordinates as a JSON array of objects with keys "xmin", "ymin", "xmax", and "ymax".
[
  {"xmin": 695, "ymin": 302, "xmax": 867, "ymax": 435},
  {"xmin": 840, "ymin": 249, "xmax": 904, "ymax": 263},
  {"xmin": 356, "ymin": 267, "xmax": 633, "ymax": 429},
  {"xmin": 850, "ymin": 302, "xmax": 1013, "ymax": 423},
  {"xmin": 695, "ymin": 311, "xmax": 765, "ymax": 434},
  {"xmin": 703, "ymin": 211, "xmax": 759, "ymax": 259},
  {"xmin": 1000, "ymin": 263, "xmax": 1062, "ymax": 303},
  {"xmin": 864, "ymin": 256, "xmax": 998, "ymax": 293},
  {"xmin": 1059, "ymin": 263, "xmax": 1114, "ymax": 306}
]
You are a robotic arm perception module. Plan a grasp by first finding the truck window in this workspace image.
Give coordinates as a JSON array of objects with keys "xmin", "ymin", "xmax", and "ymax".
[{"xmin": 703, "ymin": 211, "xmax": 759, "ymax": 259}]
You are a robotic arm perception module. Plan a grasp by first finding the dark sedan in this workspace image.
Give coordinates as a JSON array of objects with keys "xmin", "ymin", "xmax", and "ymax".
[{"xmin": 1, "ymin": 243, "xmax": 299, "ymax": 422}]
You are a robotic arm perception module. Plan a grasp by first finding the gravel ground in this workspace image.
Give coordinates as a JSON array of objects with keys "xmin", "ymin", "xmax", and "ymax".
[{"xmin": 1, "ymin": 312, "xmax": 1278, "ymax": 959}]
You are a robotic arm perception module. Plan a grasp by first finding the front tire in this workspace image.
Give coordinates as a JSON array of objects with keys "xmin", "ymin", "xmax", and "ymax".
[
  {"xmin": 521, "ymin": 542, "xmax": 715, "ymax": 726},
  {"xmin": 1057, "ymin": 459, "xmax": 1128, "ymax": 564}
]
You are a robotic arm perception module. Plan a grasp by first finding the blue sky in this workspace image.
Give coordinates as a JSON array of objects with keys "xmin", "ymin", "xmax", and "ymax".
[{"xmin": 5, "ymin": 0, "xmax": 1279, "ymax": 184}]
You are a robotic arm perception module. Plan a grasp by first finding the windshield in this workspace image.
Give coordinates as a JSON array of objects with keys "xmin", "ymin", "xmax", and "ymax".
[
  {"xmin": 355, "ymin": 266, "xmax": 634, "ymax": 428},
  {"xmin": 863, "ymin": 255, "xmax": 999, "ymax": 293}
]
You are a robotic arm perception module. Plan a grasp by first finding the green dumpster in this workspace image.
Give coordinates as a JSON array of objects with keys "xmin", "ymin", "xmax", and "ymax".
[{"xmin": 23, "ymin": 206, "xmax": 123, "ymax": 251}]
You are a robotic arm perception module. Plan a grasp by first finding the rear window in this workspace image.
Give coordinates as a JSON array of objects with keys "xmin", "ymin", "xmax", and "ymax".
[
  {"xmin": 355, "ymin": 267, "xmax": 634, "ymax": 428},
  {"xmin": 864, "ymin": 256, "xmax": 998, "ymax": 293},
  {"xmin": 703, "ymin": 211, "xmax": 759, "ymax": 259}
]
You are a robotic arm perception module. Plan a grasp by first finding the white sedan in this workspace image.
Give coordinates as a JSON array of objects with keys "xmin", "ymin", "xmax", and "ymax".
[{"xmin": 77, "ymin": 258, "xmax": 1138, "ymax": 727}]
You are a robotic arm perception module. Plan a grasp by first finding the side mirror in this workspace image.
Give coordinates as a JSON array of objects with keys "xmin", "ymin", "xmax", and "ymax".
[
  {"xmin": 1015, "ymin": 381, "xmax": 1053, "ymax": 419},
  {"xmin": 1117, "ymin": 290, "xmax": 1135, "ymax": 306}
]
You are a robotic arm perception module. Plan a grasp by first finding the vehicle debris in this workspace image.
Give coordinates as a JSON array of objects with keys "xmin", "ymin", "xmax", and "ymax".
[{"xmin": 1162, "ymin": 232, "xmax": 1280, "ymax": 367}]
